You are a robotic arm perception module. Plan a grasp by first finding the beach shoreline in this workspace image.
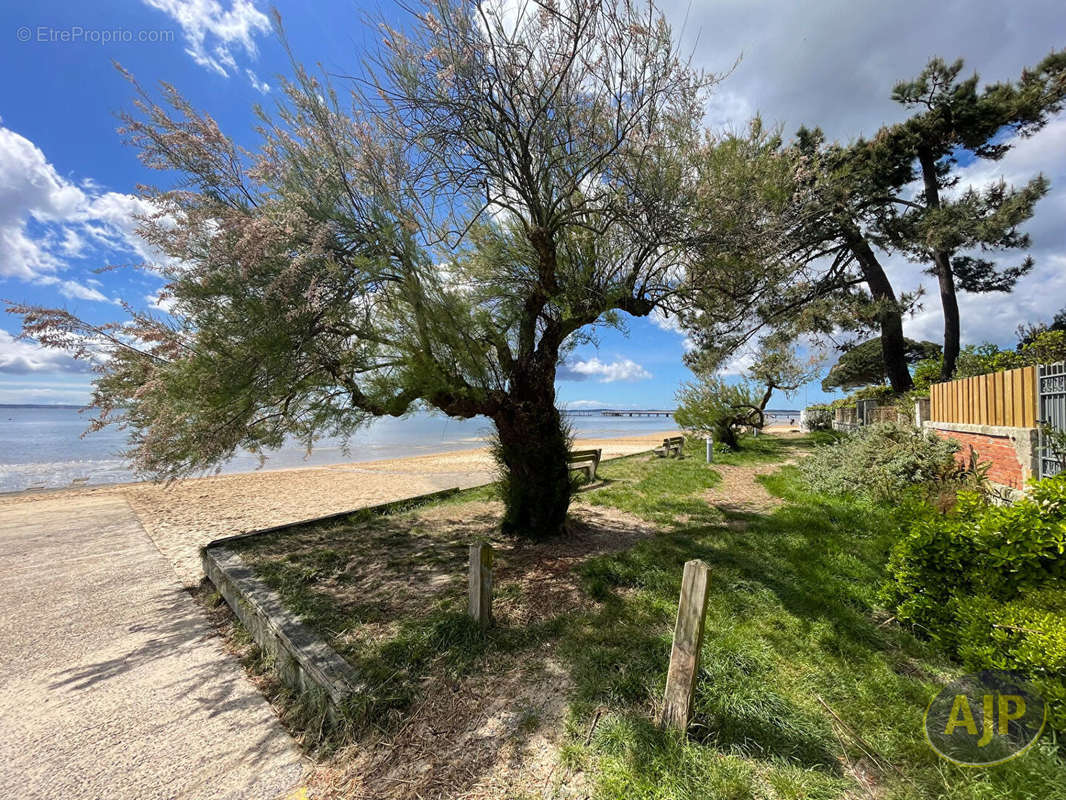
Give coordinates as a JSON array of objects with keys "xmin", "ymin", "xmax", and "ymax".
[{"xmin": 1, "ymin": 430, "xmax": 681, "ymax": 585}]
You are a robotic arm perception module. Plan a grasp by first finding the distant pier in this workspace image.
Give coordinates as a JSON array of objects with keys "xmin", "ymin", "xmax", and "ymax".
[{"xmin": 563, "ymin": 409, "xmax": 675, "ymax": 417}]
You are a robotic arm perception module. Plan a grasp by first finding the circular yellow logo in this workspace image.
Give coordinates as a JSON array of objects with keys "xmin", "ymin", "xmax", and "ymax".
[{"xmin": 924, "ymin": 670, "xmax": 1046, "ymax": 766}]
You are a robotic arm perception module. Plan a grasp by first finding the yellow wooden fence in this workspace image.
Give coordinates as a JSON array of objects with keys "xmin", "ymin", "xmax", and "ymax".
[{"xmin": 929, "ymin": 365, "xmax": 1037, "ymax": 427}]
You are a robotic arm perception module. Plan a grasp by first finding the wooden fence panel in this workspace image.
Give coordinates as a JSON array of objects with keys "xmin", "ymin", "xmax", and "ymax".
[{"xmin": 929, "ymin": 366, "xmax": 1037, "ymax": 427}]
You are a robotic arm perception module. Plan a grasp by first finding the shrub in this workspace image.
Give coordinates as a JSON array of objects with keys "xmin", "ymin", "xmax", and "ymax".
[
  {"xmin": 828, "ymin": 384, "xmax": 897, "ymax": 410},
  {"xmin": 954, "ymin": 589, "xmax": 1066, "ymax": 731},
  {"xmin": 674, "ymin": 376, "xmax": 763, "ymax": 450},
  {"xmin": 885, "ymin": 475, "xmax": 1066, "ymax": 631},
  {"xmin": 911, "ymin": 357, "xmax": 943, "ymax": 393},
  {"xmin": 798, "ymin": 422, "xmax": 968, "ymax": 504},
  {"xmin": 803, "ymin": 404, "xmax": 833, "ymax": 431},
  {"xmin": 884, "ymin": 474, "xmax": 1066, "ymax": 730}
]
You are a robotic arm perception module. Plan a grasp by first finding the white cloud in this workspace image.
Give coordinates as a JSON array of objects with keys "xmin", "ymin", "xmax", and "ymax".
[
  {"xmin": 38, "ymin": 276, "xmax": 117, "ymax": 305},
  {"xmin": 559, "ymin": 357, "xmax": 652, "ymax": 383},
  {"xmin": 650, "ymin": 307, "xmax": 696, "ymax": 351},
  {"xmin": 246, "ymin": 68, "xmax": 271, "ymax": 94},
  {"xmin": 718, "ymin": 349, "xmax": 756, "ymax": 376},
  {"xmin": 659, "ymin": 0, "xmax": 1065, "ymax": 356},
  {"xmin": 0, "ymin": 125, "xmax": 165, "ymax": 302},
  {"xmin": 0, "ymin": 330, "xmax": 89, "ymax": 375},
  {"xmin": 143, "ymin": 0, "xmax": 272, "ymax": 78}
]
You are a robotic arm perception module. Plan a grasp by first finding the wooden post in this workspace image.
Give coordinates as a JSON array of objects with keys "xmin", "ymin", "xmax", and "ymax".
[
  {"xmin": 468, "ymin": 542, "xmax": 493, "ymax": 628},
  {"xmin": 661, "ymin": 559, "xmax": 711, "ymax": 732}
]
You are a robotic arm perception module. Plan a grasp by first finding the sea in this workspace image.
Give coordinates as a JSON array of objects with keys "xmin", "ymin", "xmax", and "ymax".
[{"xmin": 0, "ymin": 405, "xmax": 800, "ymax": 493}]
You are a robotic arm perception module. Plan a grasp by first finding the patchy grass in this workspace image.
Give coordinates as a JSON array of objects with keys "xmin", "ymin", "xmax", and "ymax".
[{"xmin": 231, "ymin": 433, "xmax": 1066, "ymax": 799}]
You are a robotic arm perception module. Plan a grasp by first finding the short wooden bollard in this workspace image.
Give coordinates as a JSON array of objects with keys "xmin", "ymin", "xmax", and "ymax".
[
  {"xmin": 468, "ymin": 542, "xmax": 493, "ymax": 628},
  {"xmin": 661, "ymin": 559, "xmax": 711, "ymax": 732}
]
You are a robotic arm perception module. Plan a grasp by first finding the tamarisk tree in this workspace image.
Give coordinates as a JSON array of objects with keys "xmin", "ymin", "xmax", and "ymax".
[{"xmin": 8, "ymin": 0, "xmax": 715, "ymax": 538}]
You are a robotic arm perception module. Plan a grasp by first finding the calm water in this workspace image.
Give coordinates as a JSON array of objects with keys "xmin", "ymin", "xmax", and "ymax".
[
  {"xmin": 0, "ymin": 406, "xmax": 657, "ymax": 492},
  {"xmin": 0, "ymin": 405, "xmax": 800, "ymax": 493}
]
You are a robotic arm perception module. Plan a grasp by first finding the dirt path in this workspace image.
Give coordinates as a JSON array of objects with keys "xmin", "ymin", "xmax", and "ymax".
[
  {"xmin": 0, "ymin": 494, "xmax": 306, "ymax": 799},
  {"xmin": 701, "ymin": 460, "xmax": 791, "ymax": 516}
]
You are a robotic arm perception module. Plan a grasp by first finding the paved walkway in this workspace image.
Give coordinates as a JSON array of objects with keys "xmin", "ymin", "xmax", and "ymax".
[{"xmin": 0, "ymin": 495, "xmax": 305, "ymax": 799}]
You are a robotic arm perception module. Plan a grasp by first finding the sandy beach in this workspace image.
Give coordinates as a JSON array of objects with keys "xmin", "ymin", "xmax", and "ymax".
[{"xmin": 0, "ymin": 431, "xmax": 678, "ymax": 585}]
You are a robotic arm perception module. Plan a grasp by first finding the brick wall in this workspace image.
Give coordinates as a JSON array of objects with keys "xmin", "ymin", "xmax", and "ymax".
[{"xmin": 925, "ymin": 422, "xmax": 1039, "ymax": 491}]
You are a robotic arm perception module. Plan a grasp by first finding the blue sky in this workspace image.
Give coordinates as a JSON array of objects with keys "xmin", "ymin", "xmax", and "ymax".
[{"xmin": 1, "ymin": 0, "xmax": 1064, "ymax": 411}]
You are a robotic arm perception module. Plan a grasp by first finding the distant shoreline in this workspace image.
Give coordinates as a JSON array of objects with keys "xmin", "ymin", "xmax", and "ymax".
[{"xmin": 0, "ymin": 404, "xmax": 83, "ymax": 409}]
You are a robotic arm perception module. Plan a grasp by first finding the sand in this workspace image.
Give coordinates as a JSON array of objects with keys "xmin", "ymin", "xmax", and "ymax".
[{"xmin": 0, "ymin": 432, "xmax": 678, "ymax": 585}]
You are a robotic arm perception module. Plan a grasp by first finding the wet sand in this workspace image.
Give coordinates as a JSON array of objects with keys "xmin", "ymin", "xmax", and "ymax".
[{"xmin": 0, "ymin": 432, "xmax": 678, "ymax": 585}]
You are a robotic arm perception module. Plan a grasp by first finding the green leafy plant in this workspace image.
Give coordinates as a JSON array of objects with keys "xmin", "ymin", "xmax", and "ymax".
[
  {"xmin": 798, "ymin": 421, "xmax": 975, "ymax": 504},
  {"xmin": 884, "ymin": 474, "xmax": 1066, "ymax": 730},
  {"xmin": 803, "ymin": 404, "xmax": 833, "ymax": 431},
  {"xmin": 674, "ymin": 375, "xmax": 764, "ymax": 450},
  {"xmin": 954, "ymin": 589, "xmax": 1066, "ymax": 731}
]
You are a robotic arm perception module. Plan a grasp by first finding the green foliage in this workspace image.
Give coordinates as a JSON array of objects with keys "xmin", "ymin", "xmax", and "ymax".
[
  {"xmin": 884, "ymin": 474, "xmax": 1066, "ymax": 730},
  {"xmin": 828, "ymin": 384, "xmax": 898, "ymax": 410},
  {"xmin": 954, "ymin": 589, "xmax": 1066, "ymax": 731},
  {"xmin": 1022, "ymin": 329, "xmax": 1066, "ymax": 365},
  {"xmin": 803, "ymin": 404, "xmax": 833, "ymax": 431},
  {"xmin": 954, "ymin": 342, "xmax": 1024, "ymax": 378},
  {"xmin": 910, "ymin": 357, "xmax": 943, "ymax": 393},
  {"xmin": 885, "ymin": 476, "xmax": 1066, "ymax": 629},
  {"xmin": 821, "ymin": 337, "xmax": 940, "ymax": 392},
  {"xmin": 947, "ymin": 334, "xmax": 1066, "ymax": 381},
  {"xmin": 798, "ymin": 422, "xmax": 981, "ymax": 505},
  {"xmin": 674, "ymin": 375, "xmax": 763, "ymax": 450}
]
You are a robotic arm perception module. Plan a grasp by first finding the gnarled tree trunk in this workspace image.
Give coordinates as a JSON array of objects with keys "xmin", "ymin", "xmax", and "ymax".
[
  {"xmin": 492, "ymin": 401, "xmax": 571, "ymax": 539},
  {"xmin": 491, "ymin": 362, "xmax": 572, "ymax": 539}
]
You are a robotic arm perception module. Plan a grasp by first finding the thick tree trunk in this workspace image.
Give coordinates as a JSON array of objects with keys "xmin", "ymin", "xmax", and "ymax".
[
  {"xmin": 842, "ymin": 226, "xmax": 914, "ymax": 393},
  {"xmin": 934, "ymin": 254, "xmax": 961, "ymax": 380},
  {"xmin": 491, "ymin": 382, "xmax": 572, "ymax": 539},
  {"xmin": 917, "ymin": 149, "xmax": 961, "ymax": 381}
]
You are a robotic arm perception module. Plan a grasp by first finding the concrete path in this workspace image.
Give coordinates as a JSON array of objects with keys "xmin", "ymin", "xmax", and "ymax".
[{"xmin": 0, "ymin": 495, "xmax": 305, "ymax": 799}]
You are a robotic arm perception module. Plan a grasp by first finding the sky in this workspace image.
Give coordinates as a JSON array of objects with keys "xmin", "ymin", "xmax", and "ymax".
[{"xmin": 0, "ymin": 0, "xmax": 1063, "ymax": 411}]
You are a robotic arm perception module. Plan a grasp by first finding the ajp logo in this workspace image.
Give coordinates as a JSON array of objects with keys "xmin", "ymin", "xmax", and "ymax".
[{"xmin": 924, "ymin": 670, "xmax": 1046, "ymax": 766}]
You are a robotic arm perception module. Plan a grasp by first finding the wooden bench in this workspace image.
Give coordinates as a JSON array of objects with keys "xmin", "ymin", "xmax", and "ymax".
[
  {"xmin": 568, "ymin": 448, "xmax": 602, "ymax": 481},
  {"xmin": 654, "ymin": 436, "xmax": 685, "ymax": 458}
]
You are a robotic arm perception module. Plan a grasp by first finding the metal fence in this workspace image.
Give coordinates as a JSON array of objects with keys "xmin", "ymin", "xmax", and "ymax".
[{"xmin": 1038, "ymin": 361, "xmax": 1066, "ymax": 479}]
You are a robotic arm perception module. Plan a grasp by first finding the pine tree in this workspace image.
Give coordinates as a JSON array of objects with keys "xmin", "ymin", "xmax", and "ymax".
[{"xmin": 873, "ymin": 52, "xmax": 1066, "ymax": 379}]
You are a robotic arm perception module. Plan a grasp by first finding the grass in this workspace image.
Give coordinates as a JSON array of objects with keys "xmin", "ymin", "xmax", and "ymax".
[{"xmin": 234, "ymin": 432, "xmax": 1066, "ymax": 798}]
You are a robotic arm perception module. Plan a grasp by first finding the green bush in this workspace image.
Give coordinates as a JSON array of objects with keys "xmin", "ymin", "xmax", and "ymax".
[
  {"xmin": 798, "ymin": 422, "xmax": 968, "ymax": 504},
  {"xmin": 828, "ymin": 384, "xmax": 897, "ymax": 410},
  {"xmin": 954, "ymin": 589, "xmax": 1066, "ymax": 731},
  {"xmin": 884, "ymin": 476, "xmax": 1066, "ymax": 631},
  {"xmin": 803, "ymin": 404, "xmax": 833, "ymax": 431},
  {"xmin": 884, "ymin": 474, "xmax": 1066, "ymax": 730}
]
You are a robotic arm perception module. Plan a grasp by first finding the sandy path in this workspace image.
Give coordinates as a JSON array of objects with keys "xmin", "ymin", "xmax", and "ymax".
[{"xmin": 0, "ymin": 432, "xmax": 675, "ymax": 586}]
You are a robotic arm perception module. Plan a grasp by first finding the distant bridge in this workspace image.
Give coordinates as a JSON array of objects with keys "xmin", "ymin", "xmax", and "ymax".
[{"xmin": 563, "ymin": 408, "xmax": 675, "ymax": 417}]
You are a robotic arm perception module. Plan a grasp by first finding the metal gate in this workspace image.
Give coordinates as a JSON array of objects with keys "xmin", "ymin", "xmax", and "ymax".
[{"xmin": 1038, "ymin": 361, "xmax": 1066, "ymax": 479}]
